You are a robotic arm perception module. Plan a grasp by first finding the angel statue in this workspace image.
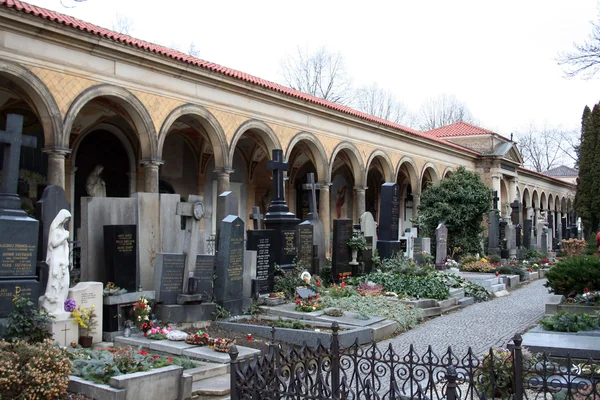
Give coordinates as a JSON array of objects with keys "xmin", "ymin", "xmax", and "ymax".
[{"xmin": 86, "ymin": 165, "xmax": 106, "ymax": 197}]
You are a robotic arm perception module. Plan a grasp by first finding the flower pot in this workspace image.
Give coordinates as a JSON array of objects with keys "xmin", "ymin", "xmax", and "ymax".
[
  {"xmin": 349, "ymin": 248, "xmax": 359, "ymax": 265},
  {"xmin": 78, "ymin": 335, "xmax": 93, "ymax": 348}
]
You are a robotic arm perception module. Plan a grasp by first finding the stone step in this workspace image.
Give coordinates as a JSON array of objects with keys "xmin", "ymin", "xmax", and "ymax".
[
  {"xmin": 458, "ymin": 297, "xmax": 475, "ymax": 307},
  {"xmin": 449, "ymin": 288, "xmax": 465, "ymax": 299},
  {"xmin": 192, "ymin": 374, "xmax": 230, "ymax": 398},
  {"xmin": 186, "ymin": 363, "xmax": 230, "ymax": 382},
  {"xmin": 437, "ymin": 298, "xmax": 458, "ymax": 310},
  {"xmin": 440, "ymin": 305, "xmax": 462, "ymax": 314},
  {"xmin": 422, "ymin": 307, "xmax": 442, "ymax": 317},
  {"xmin": 489, "ymin": 283, "xmax": 506, "ymax": 293}
]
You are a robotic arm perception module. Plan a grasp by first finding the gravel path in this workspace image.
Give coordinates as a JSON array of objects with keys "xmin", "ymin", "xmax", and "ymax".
[{"xmin": 381, "ymin": 279, "xmax": 549, "ymax": 357}]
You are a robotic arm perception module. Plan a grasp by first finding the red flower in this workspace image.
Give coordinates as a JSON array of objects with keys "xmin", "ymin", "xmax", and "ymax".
[
  {"xmin": 144, "ymin": 332, "xmax": 148, "ymax": 337},
  {"xmin": 585, "ymin": 287, "xmax": 590, "ymax": 293},
  {"xmin": 139, "ymin": 350, "xmax": 148, "ymax": 355},
  {"xmin": 341, "ymin": 282, "xmax": 346, "ymax": 289},
  {"xmin": 295, "ymin": 299, "xmax": 301, "ymax": 305},
  {"xmin": 316, "ymin": 280, "xmax": 321, "ymax": 287},
  {"xmin": 168, "ymin": 357, "xmax": 173, "ymax": 362},
  {"xmin": 153, "ymin": 355, "xmax": 159, "ymax": 360}
]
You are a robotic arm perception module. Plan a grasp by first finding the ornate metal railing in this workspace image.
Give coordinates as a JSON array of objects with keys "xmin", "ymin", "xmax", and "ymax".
[{"xmin": 229, "ymin": 323, "xmax": 600, "ymax": 400}]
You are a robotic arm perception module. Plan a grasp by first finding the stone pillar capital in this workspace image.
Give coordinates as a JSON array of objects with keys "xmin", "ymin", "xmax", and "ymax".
[
  {"xmin": 318, "ymin": 181, "xmax": 332, "ymax": 191},
  {"xmin": 43, "ymin": 147, "xmax": 71, "ymax": 157},
  {"xmin": 354, "ymin": 185, "xmax": 367, "ymax": 193},
  {"xmin": 140, "ymin": 159, "xmax": 164, "ymax": 168},
  {"xmin": 214, "ymin": 168, "xmax": 234, "ymax": 177}
]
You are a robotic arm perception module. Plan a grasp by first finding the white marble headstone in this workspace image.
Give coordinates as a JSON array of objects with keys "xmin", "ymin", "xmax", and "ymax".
[
  {"xmin": 360, "ymin": 212, "xmax": 377, "ymax": 239},
  {"xmin": 68, "ymin": 281, "xmax": 103, "ymax": 343}
]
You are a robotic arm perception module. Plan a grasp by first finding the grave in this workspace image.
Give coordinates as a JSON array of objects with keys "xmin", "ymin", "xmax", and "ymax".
[
  {"xmin": 102, "ymin": 290, "xmax": 156, "ymax": 341},
  {"xmin": 523, "ymin": 219, "xmax": 532, "ymax": 250},
  {"xmin": 360, "ymin": 212, "xmax": 376, "ymax": 274},
  {"xmin": 153, "ymin": 253, "xmax": 186, "ymax": 304},
  {"xmin": 376, "ymin": 183, "xmax": 403, "ymax": 259},
  {"xmin": 332, "ymin": 219, "xmax": 353, "ymax": 281},
  {"xmin": 302, "ymin": 173, "xmax": 326, "ymax": 270},
  {"xmin": 34, "ymin": 185, "xmax": 70, "ymax": 290},
  {"xmin": 243, "ymin": 250, "xmax": 257, "ymax": 302},
  {"xmin": 190, "ymin": 254, "xmax": 215, "ymax": 300},
  {"xmin": 246, "ymin": 228, "xmax": 276, "ymax": 295},
  {"xmin": 215, "ymin": 215, "xmax": 245, "ymax": 314},
  {"xmin": 263, "ymin": 149, "xmax": 300, "ymax": 269},
  {"xmin": 435, "ymin": 222, "xmax": 448, "ymax": 269},
  {"xmin": 68, "ymin": 281, "xmax": 103, "ymax": 343},
  {"xmin": 216, "ymin": 190, "xmax": 238, "ymax": 238},
  {"xmin": 0, "ymin": 114, "xmax": 40, "ymax": 330},
  {"xmin": 295, "ymin": 221, "xmax": 314, "ymax": 270},
  {"xmin": 104, "ymin": 225, "xmax": 137, "ymax": 292},
  {"xmin": 487, "ymin": 191, "xmax": 500, "ymax": 256},
  {"xmin": 413, "ymin": 237, "xmax": 431, "ymax": 266},
  {"xmin": 175, "ymin": 195, "xmax": 205, "ymax": 295}
]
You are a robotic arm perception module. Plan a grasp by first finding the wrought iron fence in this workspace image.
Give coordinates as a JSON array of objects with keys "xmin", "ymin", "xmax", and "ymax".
[{"xmin": 229, "ymin": 323, "xmax": 600, "ymax": 400}]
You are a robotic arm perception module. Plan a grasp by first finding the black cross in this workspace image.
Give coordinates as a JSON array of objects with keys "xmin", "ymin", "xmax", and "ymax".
[
  {"xmin": 302, "ymin": 172, "xmax": 319, "ymax": 220},
  {"xmin": 266, "ymin": 149, "xmax": 288, "ymax": 202},
  {"xmin": 249, "ymin": 206, "xmax": 263, "ymax": 230},
  {"xmin": 492, "ymin": 190, "xmax": 499, "ymax": 210},
  {"xmin": 60, "ymin": 323, "xmax": 71, "ymax": 345},
  {"xmin": 0, "ymin": 114, "xmax": 37, "ymax": 194}
]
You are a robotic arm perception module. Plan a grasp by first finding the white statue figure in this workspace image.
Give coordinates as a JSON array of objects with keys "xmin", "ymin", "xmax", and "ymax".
[
  {"xmin": 86, "ymin": 165, "xmax": 106, "ymax": 197},
  {"xmin": 40, "ymin": 209, "xmax": 72, "ymax": 317}
]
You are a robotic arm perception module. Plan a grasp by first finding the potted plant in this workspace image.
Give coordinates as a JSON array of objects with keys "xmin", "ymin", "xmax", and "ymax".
[
  {"xmin": 347, "ymin": 232, "xmax": 368, "ymax": 265},
  {"xmin": 72, "ymin": 305, "xmax": 98, "ymax": 348}
]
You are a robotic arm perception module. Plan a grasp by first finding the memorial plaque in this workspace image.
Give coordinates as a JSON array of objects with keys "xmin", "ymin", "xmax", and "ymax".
[
  {"xmin": 0, "ymin": 226, "xmax": 37, "ymax": 277},
  {"xmin": 378, "ymin": 183, "xmax": 400, "ymax": 241},
  {"xmin": 193, "ymin": 254, "xmax": 215, "ymax": 299},
  {"xmin": 104, "ymin": 225, "xmax": 137, "ymax": 292},
  {"xmin": 281, "ymin": 230, "xmax": 297, "ymax": 257},
  {"xmin": 247, "ymin": 229, "xmax": 276, "ymax": 294},
  {"xmin": 215, "ymin": 216, "xmax": 245, "ymax": 314},
  {"xmin": 296, "ymin": 221, "xmax": 314, "ymax": 268},
  {"xmin": 332, "ymin": 219, "xmax": 353, "ymax": 281},
  {"xmin": 0, "ymin": 280, "xmax": 39, "ymax": 318},
  {"xmin": 153, "ymin": 253, "xmax": 186, "ymax": 304}
]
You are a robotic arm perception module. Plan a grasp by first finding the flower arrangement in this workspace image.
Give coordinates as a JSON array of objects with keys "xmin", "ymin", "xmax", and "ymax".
[
  {"xmin": 444, "ymin": 259, "xmax": 459, "ymax": 269},
  {"xmin": 295, "ymin": 295, "xmax": 323, "ymax": 312},
  {"xmin": 213, "ymin": 338, "xmax": 235, "ymax": 353},
  {"xmin": 133, "ymin": 295, "xmax": 152, "ymax": 330},
  {"xmin": 347, "ymin": 233, "xmax": 368, "ymax": 251},
  {"xmin": 64, "ymin": 298, "xmax": 77, "ymax": 312},
  {"xmin": 103, "ymin": 282, "xmax": 127, "ymax": 297},
  {"xmin": 186, "ymin": 330, "xmax": 210, "ymax": 346},
  {"xmin": 357, "ymin": 281, "xmax": 384, "ymax": 296},
  {"xmin": 72, "ymin": 305, "xmax": 98, "ymax": 337},
  {"xmin": 145, "ymin": 326, "xmax": 172, "ymax": 340},
  {"xmin": 567, "ymin": 289, "xmax": 600, "ymax": 306},
  {"xmin": 328, "ymin": 282, "xmax": 354, "ymax": 297}
]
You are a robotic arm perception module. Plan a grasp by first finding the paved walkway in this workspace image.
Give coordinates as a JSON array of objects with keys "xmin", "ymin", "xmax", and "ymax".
[{"xmin": 381, "ymin": 279, "xmax": 549, "ymax": 357}]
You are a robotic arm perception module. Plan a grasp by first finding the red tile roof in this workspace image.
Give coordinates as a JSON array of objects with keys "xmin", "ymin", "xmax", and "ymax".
[
  {"xmin": 0, "ymin": 0, "xmax": 482, "ymax": 156},
  {"xmin": 427, "ymin": 121, "xmax": 497, "ymax": 138}
]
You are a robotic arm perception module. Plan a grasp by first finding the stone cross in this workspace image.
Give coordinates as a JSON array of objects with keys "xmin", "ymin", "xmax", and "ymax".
[
  {"xmin": 0, "ymin": 114, "xmax": 37, "ymax": 195},
  {"xmin": 267, "ymin": 149, "xmax": 288, "ymax": 202},
  {"xmin": 492, "ymin": 190, "xmax": 499, "ymax": 210},
  {"xmin": 176, "ymin": 195, "xmax": 205, "ymax": 293},
  {"xmin": 302, "ymin": 172, "xmax": 319, "ymax": 220},
  {"xmin": 249, "ymin": 206, "xmax": 263, "ymax": 230},
  {"xmin": 60, "ymin": 323, "xmax": 71, "ymax": 345}
]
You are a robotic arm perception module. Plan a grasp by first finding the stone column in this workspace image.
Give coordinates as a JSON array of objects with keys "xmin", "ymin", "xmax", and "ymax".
[
  {"xmin": 44, "ymin": 147, "xmax": 70, "ymax": 189},
  {"xmin": 412, "ymin": 192, "xmax": 421, "ymax": 215},
  {"xmin": 215, "ymin": 168, "xmax": 233, "ymax": 196},
  {"xmin": 355, "ymin": 185, "xmax": 366, "ymax": 219},
  {"xmin": 319, "ymin": 182, "xmax": 331, "ymax": 256},
  {"xmin": 508, "ymin": 177, "xmax": 518, "ymax": 202},
  {"xmin": 141, "ymin": 160, "xmax": 162, "ymax": 193}
]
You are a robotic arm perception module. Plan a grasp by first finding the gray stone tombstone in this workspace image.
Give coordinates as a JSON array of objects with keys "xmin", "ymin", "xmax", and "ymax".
[
  {"xmin": 360, "ymin": 212, "xmax": 377, "ymax": 275},
  {"xmin": 505, "ymin": 225, "xmax": 517, "ymax": 258},
  {"xmin": 175, "ymin": 195, "xmax": 205, "ymax": 293},
  {"xmin": 435, "ymin": 222, "xmax": 448, "ymax": 269},
  {"xmin": 413, "ymin": 237, "xmax": 431, "ymax": 266},
  {"xmin": 295, "ymin": 221, "xmax": 314, "ymax": 270},
  {"xmin": 215, "ymin": 215, "xmax": 245, "ymax": 315},
  {"xmin": 216, "ymin": 191, "xmax": 238, "ymax": 237},
  {"xmin": 523, "ymin": 220, "xmax": 532, "ymax": 250},
  {"xmin": 302, "ymin": 173, "xmax": 326, "ymax": 270},
  {"xmin": 192, "ymin": 254, "xmax": 215, "ymax": 300},
  {"xmin": 541, "ymin": 227, "xmax": 548, "ymax": 257},
  {"xmin": 243, "ymin": 250, "xmax": 257, "ymax": 302},
  {"xmin": 487, "ymin": 211, "xmax": 500, "ymax": 256},
  {"xmin": 153, "ymin": 253, "xmax": 186, "ymax": 304}
]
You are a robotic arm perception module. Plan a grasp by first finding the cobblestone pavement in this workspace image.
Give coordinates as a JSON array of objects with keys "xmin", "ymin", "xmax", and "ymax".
[{"xmin": 381, "ymin": 279, "xmax": 549, "ymax": 357}]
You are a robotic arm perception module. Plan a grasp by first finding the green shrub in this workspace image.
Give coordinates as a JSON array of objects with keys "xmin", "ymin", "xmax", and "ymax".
[
  {"xmin": 274, "ymin": 264, "xmax": 305, "ymax": 300},
  {"xmin": 489, "ymin": 254, "xmax": 501, "ymax": 264},
  {"xmin": 270, "ymin": 317, "xmax": 306, "ymax": 330},
  {"xmin": 495, "ymin": 265, "xmax": 526, "ymax": 280},
  {"xmin": 362, "ymin": 272, "xmax": 450, "ymax": 300},
  {"xmin": 432, "ymin": 272, "xmax": 491, "ymax": 302},
  {"xmin": 321, "ymin": 295, "xmax": 422, "ymax": 332},
  {"xmin": 4, "ymin": 297, "xmax": 53, "ymax": 344},
  {"xmin": 460, "ymin": 254, "xmax": 480, "ymax": 265},
  {"xmin": 540, "ymin": 312, "xmax": 600, "ymax": 332},
  {"xmin": 545, "ymin": 257, "xmax": 600, "ymax": 295},
  {"xmin": 0, "ymin": 339, "xmax": 71, "ymax": 398},
  {"xmin": 523, "ymin": 249, "xmax": 544, "ymax": 261}
]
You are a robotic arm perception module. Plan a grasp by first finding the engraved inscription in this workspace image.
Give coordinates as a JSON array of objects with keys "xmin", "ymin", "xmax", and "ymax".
[{"xmin": 0, "ymin": 243, "xmax": 36, "ymax": 276}]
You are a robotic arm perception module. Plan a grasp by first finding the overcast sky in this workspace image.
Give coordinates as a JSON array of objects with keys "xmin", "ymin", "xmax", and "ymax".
[{"xmin": 26, "ymin": 0, "xmax": 600, "ymax": 136}]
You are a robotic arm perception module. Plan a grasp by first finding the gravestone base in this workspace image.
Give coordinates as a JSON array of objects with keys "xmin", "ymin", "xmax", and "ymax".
[
  {"xmin": 155, "ymin": 303, "xmax": 216, "ymax": 323},
  {"xmin": 376, "ymin": 240, "xmax": 403, "ymax": 260},
  {"xmin": 219, "ymin": 298, "xmax": 244, "ymax": 316},
  {"xmin": 176, "ymin": 294, "xmax": 205, "ymax": 305},
  {"xmin": 50, "ymin": 316, "xmax": 79, "ymax": 347}
]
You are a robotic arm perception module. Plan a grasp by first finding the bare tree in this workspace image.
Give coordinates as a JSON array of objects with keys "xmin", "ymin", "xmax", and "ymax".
[
  {"xmin": 418, "ymin": 94, "xmax": 474, "ymax": 130},
  {"xmin": 514, "ymin": 123, "xmax": 579, "ymax": 172},
  {"xmin": 188, "ymin": 42, "xmax": 200, "ymax": 58},
  {"xmin": 557, "ymin": 15, "xmax": 600, "ymax": 79},
  {"xmin": 280, "ymin": 46, "xmax": 354, "ymax": 106},
  {"xmin": 112, "ymin": 13, "xmax": 134, "ymax": 35},
  {"xmin": 60, "ymin": 0, "xmax": 88, "ymax": 7},
  {"xmin": 355, "ymin": 83, "xmax": 417, "ymax": 127}
]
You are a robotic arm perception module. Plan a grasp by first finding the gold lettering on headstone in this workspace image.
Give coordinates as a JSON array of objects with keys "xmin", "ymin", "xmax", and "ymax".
[
  {"xmin": 0, "ymin": 243, "xmax": 35, "ymax": 275},
  {"xmin": 116, "ymin": 233, "xmax": 134, "ymax": 253}
]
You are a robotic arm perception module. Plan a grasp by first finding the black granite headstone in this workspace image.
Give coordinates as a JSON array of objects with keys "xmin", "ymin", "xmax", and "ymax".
[
  {"xmin": 215, "ymin": 215, "xmax": 244, "ymax": 314},
  {"xmin": 193, "ymin": 255, "xmax": 215, "ymax": 299},
  {"xmin": 523, "ymin": 220, "xmax": 532, "ymax": 250},
  {"xmin": 332, "ymin": 219, "xmax": 353, "ymax": 281},
  {"xmin": 378, "ymin": 183, "xmax": 400, "ymax": 241},
  {"xmin": 0, "ymin": 280, "xmax": 40, "ymax": 318},
  {"xmin": 561, "ymin": 217, "xmax": 567, "ymax": 240},
  {"xmin": 247, "ymin": 229, "xmax": 276, "ymax": 294},
  {"xmin": 104, "ymin": 225, "xmax": 137, "ymax": 292},
  {"xmin": 153, "ymin": 253, "xmax": 186, "ymax": 304},
  {"xmin": 362, "ymin": 236, "xmax": 374, "ymax": 275},
  {"xmin": 515, "ymin": 224, "xmax": 522, "ymax": 248},
  {"xmin": 510, "ymin": 201, "xmax": 521, "ymax": 226},
  {"xmin": 0, "ymin": 230, "xmax": 37, "ymax": 278},
  {"xmin": 295, "ymin": 221, "xmax": 314, "ymax": 268}
]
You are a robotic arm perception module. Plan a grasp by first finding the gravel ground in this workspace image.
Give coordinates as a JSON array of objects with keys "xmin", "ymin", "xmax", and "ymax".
[{"xmin": 381, "ymin": 279, "xmax": 549, "ymax": 357}]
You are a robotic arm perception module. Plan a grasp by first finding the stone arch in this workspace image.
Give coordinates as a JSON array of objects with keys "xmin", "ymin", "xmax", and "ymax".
[
  {"xmin": 522, "ymin": 187, "xmax": 531, "ymax": 208},
  {"xmin": 395, "ymin": 156, "xmax": 419, "ymax": 190},
  {"xmin": 365, "ymin": 150, "xmax": 394, "ymax": 183},
  {"xmin": 554, "ymin": 195, "xmax": 560, "ymax": 212},
  {"xmin": 285, "ymin": 131, "xmax": 328, "ymax": 182},
  {"xmin": 0, "ymin": 60, "xmax": 63, "ymax": 149},
  {"xmin": 561, "ymin": 196, "xmax": 567, "ymax": 213},
  {"xmin": 540, "ymin": 192, "xmax": 547, "ymax": 211},
  {"xmin": 442, "ymin": 166, "xmax": 455, "ymax": 179},
  {"xmin": 329, "ymin": 141, "xmax": 365, "ymax": 186},
  {"xmin": 532, "ymin": 189, "xmax": 540, "ymax": 210},
  {"xmin": 548, "ymin": 193, "xmax": 554, "ymax": 211},
  {"xmin": 63, "ymin": 84, "xmax": 157, "ymax": 160},
  {"xmin": 158, "ymin": 104, "xmax": 228, "ymax": 169},
  {"xmin": 228, "ymin": 119, "xmax": 281, "ymax": 168},
  {"xmin": 71, "ymin": 123, "xmax": 137, "ymax": 195},
  {"xmin": 420, "ymin": 162, "xmax": 440, "ymax": 192}
]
